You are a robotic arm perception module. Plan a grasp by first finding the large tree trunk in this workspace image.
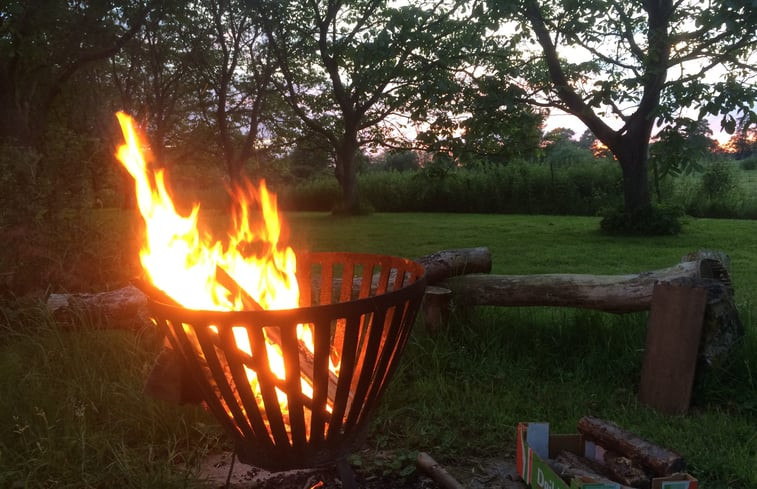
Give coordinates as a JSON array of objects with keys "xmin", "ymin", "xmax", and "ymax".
[
  {"xmin": 616, "ymin": 141, "xmax": 652, "ymax": 213},
  {"xmin": 334, "ymin": 134, "xmax": 360, "ymax": 214}
]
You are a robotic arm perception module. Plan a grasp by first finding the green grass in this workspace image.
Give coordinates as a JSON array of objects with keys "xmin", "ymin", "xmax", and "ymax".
[
  {"xmin": 2, "ymin": 211, "xmax": 756, "ymax": 487},
  {"xmin": 0, "ymin": 302, "xmax": 223, "ymax": 488}
]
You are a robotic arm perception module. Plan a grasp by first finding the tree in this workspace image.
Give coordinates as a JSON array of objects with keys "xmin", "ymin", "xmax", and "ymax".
[
  {"xmin": 0, "ymin": 0, "xmax": 148, "ymax": 148},
  {"xmin": 250, "ymin": 0, "xmax": 482, "ymax": 213},
  {"xmin": 109, "ymin": 1, "xmax": 198, "ymax": 166},
  {"xmin": 577, "ymin": 129, "xmax": 596, "ymax": 150},
  {"xmin": 720, "ymin": 113, "xmax": 757, "ymax": 159},
  {"xmin": 487, "ymin": 0, "xmax": 757, "ymax": 216},
  {"xmin": 417, "ymin": 77, "xmax": 545, "ymax": 166},
  {"xmin": 191, "ymin": 0, "xmax": 279, "ymax": 185},
  {"xmin": 648, "ymin": 118, "xmax": 714, "ymax": 201},
  {"xmin": 379, "ymin": 150, "xmax": 420, "ymax": 172}
]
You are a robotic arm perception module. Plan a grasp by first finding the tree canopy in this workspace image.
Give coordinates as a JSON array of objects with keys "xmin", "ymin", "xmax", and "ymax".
[
  {"xmin": 250, "ymin": 0, "xmax": 486, "ymax": 212},
  {"xmin": 0, "ymin": 0, "xmax": 754, "ymax": 220},
  {"xmin": 482, "ymin": 0, "xmax": 756, "ymax": 214}
]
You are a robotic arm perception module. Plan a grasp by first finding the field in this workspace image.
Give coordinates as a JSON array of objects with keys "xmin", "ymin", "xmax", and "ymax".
[{"xmin": 1, "ymin": 211, "xmax": 755, "ymax": 488}]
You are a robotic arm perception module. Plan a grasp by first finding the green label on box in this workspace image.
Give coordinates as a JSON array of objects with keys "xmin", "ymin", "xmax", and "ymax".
[{"xmin": 530, "ymin": 454, "xmax": 569, "ymax": 489}]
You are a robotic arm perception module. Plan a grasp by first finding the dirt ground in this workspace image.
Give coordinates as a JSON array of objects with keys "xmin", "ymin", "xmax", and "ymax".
[{"xmin": 199, "ymin": 451, "xmax": 528, "ymax": 489}]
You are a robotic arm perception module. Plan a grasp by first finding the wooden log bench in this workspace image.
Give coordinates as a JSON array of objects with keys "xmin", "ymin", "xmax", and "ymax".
[{"xmin": 429, "ymin": 250, "xmax": 742, "ymax": 414}]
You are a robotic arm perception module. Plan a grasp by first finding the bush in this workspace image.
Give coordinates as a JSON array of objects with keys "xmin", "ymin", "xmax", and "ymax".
[
  {"xmin": 700, "ymin": 160, "xmax": 738, "ymax": 200},
  {"xmin": 280, "ymin": 160, "xmax": 624, "ymax": 215},
  {"xmin": 599, "ymin": 204, "xmax": 683, "ymax": 235},
  {"xmin": 739, "ymin": 155, "xmax": 757, "ymax": 171},
  {"xmin": 279, "ymin": 176, "xmax": 340, "ymax": 211}
]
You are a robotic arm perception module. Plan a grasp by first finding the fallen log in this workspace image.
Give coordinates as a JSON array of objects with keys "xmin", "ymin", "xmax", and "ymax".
[
  {"xmin": 576, "ymin": 416, "xmax": 684, "ymax": 477},
  {"xmin": 443, "ymin": 251, "xmax": 742, "ymax": 368},
  {"xmin": 46, "ymin": 284, "xmax": 150, "ymax": 329},
  {"xmin": 46, "ymin": 247, "xmax": 492, "ymax": 405},
  {"xmin": 416, "ymin": 452, "xmax": 465, "ymax": 489}
]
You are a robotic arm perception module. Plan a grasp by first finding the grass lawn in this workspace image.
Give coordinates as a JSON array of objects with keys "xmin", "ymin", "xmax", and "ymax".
[{"xmin": 1, "ymin": 211, "xmax": 755, "ymax": 488}]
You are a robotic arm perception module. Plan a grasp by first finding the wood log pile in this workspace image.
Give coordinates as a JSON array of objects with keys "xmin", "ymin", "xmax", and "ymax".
[{"xmin": 550, "ymin": 416, "xmax": 686, "ymax": 489}]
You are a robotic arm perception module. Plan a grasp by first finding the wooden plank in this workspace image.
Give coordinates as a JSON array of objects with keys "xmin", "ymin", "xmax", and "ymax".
[{"xmin": 638, "ymin": 282, "xmax": 707, "ymax": 414}]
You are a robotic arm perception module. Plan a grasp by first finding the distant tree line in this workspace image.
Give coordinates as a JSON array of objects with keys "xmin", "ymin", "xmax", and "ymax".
[{"xmin": 0, "ymin": 0, "xmax": 755, "ymax": 222}]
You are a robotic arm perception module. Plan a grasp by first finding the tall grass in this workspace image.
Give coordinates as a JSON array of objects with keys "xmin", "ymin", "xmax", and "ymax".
[
  {"xmin": 280, "ymin": 160, "xmax": 624, "ymax": 215},
  {"xmin": 278, "ymin": 159, "xmax": 757, "ymax": 220},
  {"xmin": 0, "ymin": 300, "xmax": 223, "ymax": 488}
]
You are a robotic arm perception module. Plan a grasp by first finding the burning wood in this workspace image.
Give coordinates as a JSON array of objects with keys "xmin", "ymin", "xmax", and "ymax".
[{"xmin": 215, "ymin": 265, "xmax": 263, "ymax": 311}]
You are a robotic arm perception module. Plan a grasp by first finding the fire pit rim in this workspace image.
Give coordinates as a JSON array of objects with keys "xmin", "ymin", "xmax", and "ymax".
[{"xmin": 143, "ymin": 251, "xmax": 427, "ymax": 319}]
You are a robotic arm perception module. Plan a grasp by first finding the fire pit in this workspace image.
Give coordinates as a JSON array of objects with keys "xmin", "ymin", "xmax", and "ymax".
[
  {"xmin": 146, "ymin": 252, "xmax": 426, "ymax": 471},
  {"xmin": 113, "ymin": 112, "xmax": 427, "ymax": 478}
]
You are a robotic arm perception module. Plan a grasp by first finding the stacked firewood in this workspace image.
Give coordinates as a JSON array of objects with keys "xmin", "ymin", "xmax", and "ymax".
[{"xmin": 551, "ymin": 416, "xmax": 686, "ymax": 489}]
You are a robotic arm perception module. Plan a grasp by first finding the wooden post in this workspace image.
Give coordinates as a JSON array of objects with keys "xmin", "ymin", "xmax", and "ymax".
[
  {"xmin": 638, "ymin": 282, "xmax": 708, "ymax": 414},
  {"xmin": 422, "ymin": 286, "xmax": 453, "ymax": 334}
]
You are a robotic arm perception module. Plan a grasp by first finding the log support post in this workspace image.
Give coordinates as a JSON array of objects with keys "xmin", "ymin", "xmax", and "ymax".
[
  {"xmin": 422, "ymin": 286, "xmax": 453, "ymax": 334},
  {"xmin": 638, "ymin": 282, "xmax": 708, "ymax": 414}
]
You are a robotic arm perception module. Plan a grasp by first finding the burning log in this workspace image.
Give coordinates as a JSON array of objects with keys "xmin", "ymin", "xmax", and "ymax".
[
  {"xmin": 215, "ymin": 265, "xmax": 264, "ymax": 310},
  {"xmin": 576, "ymin": 416, "xmax": 685, "ymax": 477}
]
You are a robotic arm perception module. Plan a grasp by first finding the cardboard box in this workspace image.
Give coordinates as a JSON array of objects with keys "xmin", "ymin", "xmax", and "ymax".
[{"xmin": 516, "ymin": 422, "xmax": 698, "ymax": 489}]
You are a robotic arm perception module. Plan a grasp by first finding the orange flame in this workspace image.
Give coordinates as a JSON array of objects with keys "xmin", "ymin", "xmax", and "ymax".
[
  {"xmin": 115, "ymin": 111, "xmax": 298, "ymax": 311},
  {"xmin": 114, "ymin": 112, "xmax": 332, "ymax": 432}
]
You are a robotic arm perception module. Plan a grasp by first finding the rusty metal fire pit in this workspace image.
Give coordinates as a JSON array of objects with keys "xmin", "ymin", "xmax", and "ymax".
[{"xmin": 145, "ymin": 252, "xmax": 426, "ymax": 471}]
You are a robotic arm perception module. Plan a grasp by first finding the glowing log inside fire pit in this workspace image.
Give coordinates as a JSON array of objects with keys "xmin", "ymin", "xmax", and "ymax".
[{"xmin": 146, "ymin": 252, "xmax": 426, "ymax": 470}]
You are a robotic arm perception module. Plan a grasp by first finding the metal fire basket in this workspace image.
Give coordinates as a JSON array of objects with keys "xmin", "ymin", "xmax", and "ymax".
[{"xmin": 146, "ymin": 252, "xmax": 426, "ymax": 471}]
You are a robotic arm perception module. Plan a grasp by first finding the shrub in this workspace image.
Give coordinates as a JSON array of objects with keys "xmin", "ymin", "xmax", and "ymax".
[
  {"xmin": 700, "ymin": 160, "xmax": 738, "ymax": 200},
  {"xmin": 599, "ymin": 204, "xmax": 683, "ymax": 235},
  {"xmin": 280, "ymin": 160, "xmax": 625, "ymax": 216},
  {"xmin": 279, "ymin": 176, "xmax": 340, "ymax": 211},
  {"xmin": 739, "ymin": 154, "xmax": 757, "ymax": 171}
]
